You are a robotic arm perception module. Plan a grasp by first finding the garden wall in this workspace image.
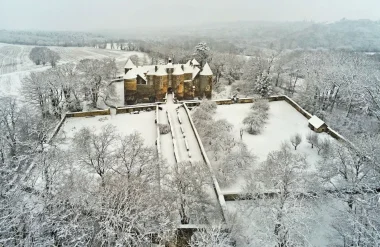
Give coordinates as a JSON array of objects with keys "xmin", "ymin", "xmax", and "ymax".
[
  {"xmin": 66, "ymin": 108, "xmax": 111, "ymax": 118},
  {"xmin": 47, "ymin": 114, "xmax": 67, "ymax": 144},
  {"xmin": 116, "ymin": 104, "xmax": 157, "ymax": 114},
  {"xmin": 155, "ymin": 105, "xmax": 161, "ymax": 159}
]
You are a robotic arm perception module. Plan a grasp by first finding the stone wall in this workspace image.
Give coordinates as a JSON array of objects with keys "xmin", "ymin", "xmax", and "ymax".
[
  {"xmin": 154, "ymin": 75, "xmax": 168, "ymax": 100},
  {"xmin": 136, "ymin": 84, "xmax": 155, "ymax": 103},
  {"xmin": 183, "ymin": 81, "xmax": 194, "ymax": 100},
  {"xmin": 47, "ymin": 114, "xmax": 67, "ymax": 144},
  {"xmin": 200, "ymin": 75, "xmax": 212, "ymax": 99},
  {"xmin": 116, "ymin": 104, "xmax": 156, "ymax": 114},
  {"xmin": 124, "ymin": 78, "xmax": 137, "ymax": 105},
  {"xmin": 66, "ymin": 108, "xmax": 111, "ymax": 118}
]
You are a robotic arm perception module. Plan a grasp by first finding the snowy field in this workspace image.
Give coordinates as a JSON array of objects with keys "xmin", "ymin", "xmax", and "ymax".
[
  {"xmin": 215, "ymin": 100, "xmax": 338, "ymax": 193},
  {"xmin": 0, "ymin": 42, "xmax": 148, "ymax": 98},
  {"xmin": 58, "ymin": 111, "xmax": 156, "ymax": 148}
]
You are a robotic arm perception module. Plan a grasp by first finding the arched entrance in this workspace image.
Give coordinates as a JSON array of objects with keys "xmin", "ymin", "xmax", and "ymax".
[{"xmin": 168, "ymin": 87, "xmax": 173, "ymax": 93}]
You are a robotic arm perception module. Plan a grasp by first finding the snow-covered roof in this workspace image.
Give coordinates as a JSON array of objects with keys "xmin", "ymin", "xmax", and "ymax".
[
  {"xmin": 124, "ymin": 58, "xmax": 136, "ymax": 69},
  {"xmin": 147, "ymin": 68, "xmax": 156, "ymax": 76},
  {"xmin": 192, "ymin": 67, "xmax": 200, "ymax": 80},
  {"xmin": 124, "ymin": 69, "xmax": 137, "ymax": 80},
  {"xmin": 173, "ymin": 65, "xmax": 184, "ymax": 75},
  {"xmin": 166, "ymin": 62, "xmax": 174, "ymax": 69},
  {"xmin": 155, "ymin": 66, "xmax": 167, "ymax": 76},
  {"xmin": 191, "ymin": 58, "xmax": 200, "ymax": 66},
  {"xmin": 200, "ymin": 62, "xmax": 213, "ymax": 76},
  {"xmin": 185, "ymin": 60, "xmax": 191, "ymax": 66},
  {"xmin": 183, "ymin": 65, "xmax": 193, "ymax": 74},
  {"xmin": 308, "ymin": 115, "xmax": 326, "ymax": 129}
]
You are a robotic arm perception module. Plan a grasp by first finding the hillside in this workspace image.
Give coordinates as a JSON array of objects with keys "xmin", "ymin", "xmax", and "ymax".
[
  {"xmin": 277, "ymin": 19, "xmax": 380, "ymax": 51},
  {"xmin": 0, "ymin": 30, "xmax": 106, "ymax": 46}
]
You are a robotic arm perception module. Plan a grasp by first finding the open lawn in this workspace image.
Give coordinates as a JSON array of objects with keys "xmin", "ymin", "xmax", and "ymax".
[{"xmin": 215, "ymin": 100, "xmax": 338, "ymax": 193}]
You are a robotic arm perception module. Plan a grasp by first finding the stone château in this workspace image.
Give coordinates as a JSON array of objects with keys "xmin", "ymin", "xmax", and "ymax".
[{"xmin": 120, "ymin": 58, "xmax": 213, "ymax": 105}]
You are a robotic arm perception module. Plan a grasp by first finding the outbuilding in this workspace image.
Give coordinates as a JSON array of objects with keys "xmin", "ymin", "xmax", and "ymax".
[{"xmin": 308, "ymin": 115, "xmax": 328, "ymax": 133}]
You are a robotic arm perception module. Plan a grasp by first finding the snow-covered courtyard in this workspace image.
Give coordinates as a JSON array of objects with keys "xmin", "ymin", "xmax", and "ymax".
[
  {"xmin": 58, "ymin": 111, "xmax": 157, "ymax": 148},
  {"xmin": 215, "ymin": 100, "xmax": 338, "ymax": 193}
]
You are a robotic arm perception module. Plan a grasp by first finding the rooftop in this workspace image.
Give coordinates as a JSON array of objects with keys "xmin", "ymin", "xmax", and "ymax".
[
  {"xmin": 200, "ymin": 62, "xmax": 213, "ymax": 76},
  {"xmin": 124, "ymin": 58, "xmax": 136, "ymax": 69},
  {"xmin": 308, "ymin": 115, "xmax": 326, "ymax": 129}
]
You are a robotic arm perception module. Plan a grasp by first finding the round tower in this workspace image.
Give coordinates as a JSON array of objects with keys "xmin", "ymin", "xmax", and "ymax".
[
  {"xmin": 183, "ymin": 65, "xmax": 193, "ymax": 81},
  {"xmin": 154, "ymin": 66, "xmax": 168, "ymax": 101},
  {"xmin": 124, "ymin": 69, "xmax": 137, "ymax": 105},
  {"xmin": 199, "ymin": 62, "xmax": 213, "ymax": 99},
  {"xmin": 147, "ymin": 67, "xmax": 155, "ymax": 86},
  {"xmin": 172, "ymin": 65, "xmax": 184, "ymax": 100}
]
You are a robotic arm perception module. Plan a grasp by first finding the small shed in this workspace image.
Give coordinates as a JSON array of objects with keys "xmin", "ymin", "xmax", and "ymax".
[{"xmin": 308, "ymin": 115, "xmax": 328, "ymax": 133}]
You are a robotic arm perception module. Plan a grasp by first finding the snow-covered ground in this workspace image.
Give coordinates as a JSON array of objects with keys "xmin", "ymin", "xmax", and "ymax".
[
  {"xmin": 226, "ymin": 197, "xmax": 344, "ymax": 247},
  {"xmin": 0, "ymin": 42, "xmax": 148, "ymax": 98},
  {"xmin": 58, "ymin": 111, "xmax": 156, "ymax": 148},
  {"xmin": 215, "ymin": 101, "xmax": 338, "ymax": 193}
]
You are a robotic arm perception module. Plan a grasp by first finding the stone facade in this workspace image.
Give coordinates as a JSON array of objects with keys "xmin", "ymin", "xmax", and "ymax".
[{"xmin": 120, "ymin": 58, "xmax": 213, "ymax": 105}]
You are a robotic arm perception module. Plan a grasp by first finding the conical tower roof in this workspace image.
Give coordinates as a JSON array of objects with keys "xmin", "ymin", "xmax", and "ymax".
[
  {"xmin": 200, "ymin": 62, "xmax": 213, "ymax": 76},
  {"xmin": 173, "ymin": 65, "xmax": 184, "ymax": 75},
  {"xmin": 124, "ymin": 58, "xmax": 136, "ymax": 69},
  {"xmin": 191, "ymin": 58, "xmax": 200, "ymax": 66}
]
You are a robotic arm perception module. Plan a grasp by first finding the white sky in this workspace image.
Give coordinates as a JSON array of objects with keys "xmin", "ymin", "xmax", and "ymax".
[{"xmin": 0, "ymin": 0, "xmax": 379, "ymax": 31}]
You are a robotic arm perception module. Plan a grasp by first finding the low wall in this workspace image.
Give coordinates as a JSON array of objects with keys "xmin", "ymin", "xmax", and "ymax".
[
  {"xmin": 66, "ymin": 108, "xmax": 111, "ymax": 118},
  {"xmin": 156, "ymin": 105, "xmax": 161, "ymax": 159},
  {"xmin": 268, "ymin": 95, "xmax": 313, "ymax": 119},
  {"xmin": 183, "ymin": 103, "xmax": 227, "ymax": 222},
  {"xmin": 47, "ymin": 114, "xmax": 67, "ymax": 144},
  {"xmin": 116, "ymin": 104, "xmax": 157, "ymax": 114},
  {"xmin": 166, "ymin": 110, "xmax": 180, "ymax": 163}
]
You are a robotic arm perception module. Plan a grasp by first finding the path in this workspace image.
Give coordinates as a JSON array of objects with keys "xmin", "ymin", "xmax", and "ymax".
[{"xmin": 158, "ymin": 94, "xmax": 203, "ymax": 165}]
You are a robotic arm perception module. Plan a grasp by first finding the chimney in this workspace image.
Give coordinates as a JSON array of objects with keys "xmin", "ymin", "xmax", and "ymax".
[{"xmin": 155, "ymin": 65, "xmax": 158, "ymax": 72}]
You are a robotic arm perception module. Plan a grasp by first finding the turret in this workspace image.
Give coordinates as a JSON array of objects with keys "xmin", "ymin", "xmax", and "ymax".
[
  {"xmin": 124, "ymin": 58, "xmax": 136, "ymax": 74},
  {"xmin": 147, "ymin": 68, "xmax": 155, "ymax": 85},
  {"xmin": 124, "ymin": 69, "xmax": 137, "ymax": 105},
  {"xmin": 172, "ymin": 65, "xmax": 184, "ymax": 100},
  {"xmin": 190, "ymin": 58, "xmax": 200, "ymax": 67},
  {"xmin": 154, "ymin": 66, "xmax": 168, "ymax": 100},
  {"xmin": 199, "ymin": 62, "xmax": 213, "ymax": 99}
]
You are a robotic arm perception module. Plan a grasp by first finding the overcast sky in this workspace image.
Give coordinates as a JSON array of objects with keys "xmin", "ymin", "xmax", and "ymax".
[{"xmin": 1, "ymin": 0, "xmax": 379, "ymax": 31}]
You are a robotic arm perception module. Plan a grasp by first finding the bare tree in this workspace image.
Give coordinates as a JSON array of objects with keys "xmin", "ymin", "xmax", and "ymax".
[
  {"xmin": 73, "ymin": 124, "xmax": 116, "ymax": 187},
  {"xmin": 244, "ymin": 144, "xmax": 313, "ymax": 246},
  {"xmin": 167, "ymin": 161, "xmax": 214, "ymax": 224},
  {"xmin": 306, "ymin": 131, "xmax": 319, "ymax": 149},
  {"xmin": 189, "ymin": 224, "xmax": 234, "ymax": 247},
  {"xmin": 77, "ymin": 58, "xmax": 117, "ymax": 108},
  {"xmin": 319, "ymin": 142, "xmax": 380, "ymax": 246},
  {"xmin": 290, "ymin": 133, "xmax": 302, "ymax": 150},
  {"xmin": 217, "ymin": 143, "xmax": 256, "ymax": 186}
]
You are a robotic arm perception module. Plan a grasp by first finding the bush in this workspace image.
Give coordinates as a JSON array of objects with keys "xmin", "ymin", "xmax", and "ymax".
[
  {"xmin": 199, "ymin": 99, "xmax": 217, "ymax": 114},
  {"xmin": 158, "ymin": 124, "xmax": 170, "ymax": 134},
  {"xmin": 251, "ymin": 99, "xmax": 270, "ymax": 112},
  {"xmin": 243, "ymin": 100, "xmax": 270, "ymax": 135}
]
